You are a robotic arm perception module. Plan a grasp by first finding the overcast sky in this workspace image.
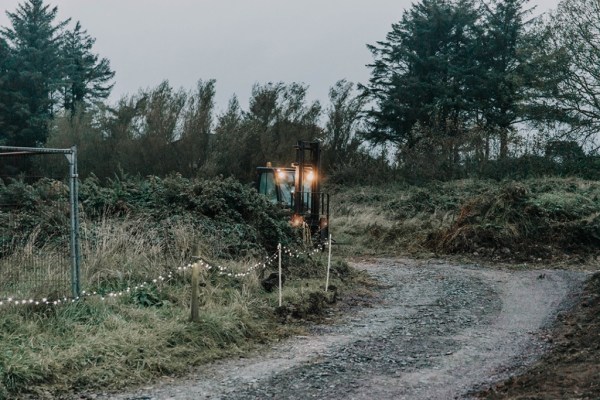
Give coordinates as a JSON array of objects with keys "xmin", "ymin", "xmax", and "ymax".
[{"xmin": 0, "ymin": 0, "xmax": 561, "ymax": 113}]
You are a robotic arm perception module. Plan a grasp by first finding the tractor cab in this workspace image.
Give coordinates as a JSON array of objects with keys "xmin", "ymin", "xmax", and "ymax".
[{"xmin": 256, "ymin": 166, "xmax": 295, "ymax": 206}]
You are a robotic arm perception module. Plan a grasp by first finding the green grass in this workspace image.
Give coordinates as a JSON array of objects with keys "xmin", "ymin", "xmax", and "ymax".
[
  {"xmin": 0, "ymin": 175, "xmax": 358, "ymax": 399},
  {"xmin": 329, "ymin": 179, "xmax": 487, "ymax": 256}
]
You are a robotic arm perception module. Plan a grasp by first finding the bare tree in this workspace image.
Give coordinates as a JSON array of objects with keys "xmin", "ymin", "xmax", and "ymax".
[{"xmin": 548, "ymin": 0, "xmax": 600, "ymax": 148}]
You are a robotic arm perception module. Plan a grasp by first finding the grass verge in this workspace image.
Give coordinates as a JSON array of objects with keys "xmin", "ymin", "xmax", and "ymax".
[{"xmin": 0, "ymin": 175, "xmax": 369, "ymax": 399}]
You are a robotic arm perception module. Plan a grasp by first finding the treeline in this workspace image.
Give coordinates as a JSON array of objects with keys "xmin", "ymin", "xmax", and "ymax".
[
  {"xmin": 46, "ymin": 79, "xmax": 368, "ymax": 183},
  {"xmin": 2, "ymin": 0, "xmax": 600, "ymax": 183},
  {"xmin": 363, "ymin": 0, "xmax": 600, "ymax": 180}
]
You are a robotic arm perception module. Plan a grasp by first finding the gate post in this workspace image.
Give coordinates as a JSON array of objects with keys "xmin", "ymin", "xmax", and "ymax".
[{"xmin": 66, "ymin": 146, "xmax": 81, "ymax": 298}]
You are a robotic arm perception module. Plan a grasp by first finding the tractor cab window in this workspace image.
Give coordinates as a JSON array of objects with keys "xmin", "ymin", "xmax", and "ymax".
[
  {"xmin": 259, "ymin": 171, "xmax": 278, "ymax": 204},
  {"xmin": 276, "ymin": 169, "xmax": 295, "ymax": 207}
]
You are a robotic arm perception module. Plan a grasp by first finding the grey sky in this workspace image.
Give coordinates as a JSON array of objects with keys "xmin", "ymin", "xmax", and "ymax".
[{"xmin": 0, "ymin": 0, "xmax": 560, "ymax": 113}]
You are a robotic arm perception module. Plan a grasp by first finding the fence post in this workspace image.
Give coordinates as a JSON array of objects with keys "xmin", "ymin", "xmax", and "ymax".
[
  {"xmin": 325, "ymin": 234, "xmax": 332, "ymax": 292},
  {"xmin": 67, "ymin": 146, "xmax": 81, "ymax": 298},
  {"xmin": 191, "ymin": 263, "xmax": 200, "ymax": 322},
  {"xmin": 278, "ymin": 243, "xmax": 282, "ymax": 307}
]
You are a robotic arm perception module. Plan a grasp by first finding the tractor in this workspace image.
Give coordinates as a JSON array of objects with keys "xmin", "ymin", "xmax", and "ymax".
[{"xmin": 256, "ymin": 141, "xmax": 330, "ymax": 244}]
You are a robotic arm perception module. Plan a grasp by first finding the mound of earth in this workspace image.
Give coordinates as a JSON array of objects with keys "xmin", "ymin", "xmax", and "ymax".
[{"xmin": 429, "ymin": 183, "xmax": 600, "ymax": 261}]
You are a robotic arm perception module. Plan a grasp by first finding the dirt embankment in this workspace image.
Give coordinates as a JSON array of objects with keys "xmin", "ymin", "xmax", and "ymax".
[{"xmin": 92, "ymin": 259, "xmax": 586, "ymax": 400}]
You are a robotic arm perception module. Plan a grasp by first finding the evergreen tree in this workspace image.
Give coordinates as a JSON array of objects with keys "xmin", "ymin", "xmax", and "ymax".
[
  {"xmin": 61, "ymin": 21, "xmax": 115, "ymax": 112},
  {"xmin": 1, "ymin": 0, "xmax": 69, "ymax": 146},
  {"xmin": 477, "ymin": 0, "xmax": 536, "ymax": 159},
  {"xmin": 0, "ymin": 38, "xmax": 18, "ymax": 144},
  {"xmin": 363, "ymin": 0, "xmax": 480, "ymax": 166},
  {"xmin": 206, "ymin": 96, "xmax": 245, "ymax": 177},
  {"xmin": 364, "ymin": 0, "xmax": 545, "ymax": 168},
  {"xmin": 179, "ymin": 79, "xmax": 216, "ymax": 175}
]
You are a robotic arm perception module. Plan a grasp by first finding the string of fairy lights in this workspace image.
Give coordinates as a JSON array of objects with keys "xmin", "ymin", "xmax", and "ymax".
[{"xmin": 0, "ymin": 244, "xmax": 326, "ymax": 308}]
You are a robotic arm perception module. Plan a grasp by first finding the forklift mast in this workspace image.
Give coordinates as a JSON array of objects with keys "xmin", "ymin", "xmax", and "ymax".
[{"xmin": 293, "ymin": 141, "xmax": 321, "ymax": 229}]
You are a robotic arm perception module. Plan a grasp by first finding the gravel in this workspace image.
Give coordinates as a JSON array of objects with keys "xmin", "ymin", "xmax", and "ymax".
[{"xmin": 93, "ymin": 258, "xmax": 587, "ymax": 400}]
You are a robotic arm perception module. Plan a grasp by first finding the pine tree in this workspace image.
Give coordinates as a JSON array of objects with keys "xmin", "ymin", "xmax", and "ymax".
[
  {"xmin": 0, "ymin": 38, "xmax": 16, "ymax": 144},
  {"xmin": 179, "ymin": 79, "xmax": 216, "ymax": 174},
  {"xmin": 364, "ymin": 0, "xmax": 544, "ymax": 167},
  {"xmin": 207, "ymin": 96, "xmax": 245, "ymax": 177},
  {"xmin": 477, "ymin": 0, "xmax": 536, "ymax": 159},
  {"xmin": 363, "ymin": 0, "xmax": 480, "ymax": 166},
  {"xmin": 1, "ymin": 0, "xmax": 69, "ymax": 146},
  {"xmin": 61, "ymin": 21, "xmax": 115, "ymax": 112}
]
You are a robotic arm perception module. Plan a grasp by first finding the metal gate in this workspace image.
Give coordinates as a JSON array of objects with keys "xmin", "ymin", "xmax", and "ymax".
[{"xmin": 0, "ymin": 146, "xmax": 80, "ymax": 302}]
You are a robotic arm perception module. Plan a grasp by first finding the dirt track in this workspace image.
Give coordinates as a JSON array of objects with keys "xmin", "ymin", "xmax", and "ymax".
[{"xmin": 97, "ymin": 259, "xmax": 587, "ymax": 400}]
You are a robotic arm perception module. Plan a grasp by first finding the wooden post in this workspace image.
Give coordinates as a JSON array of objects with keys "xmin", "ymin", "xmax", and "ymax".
[
  {"xmin": 191, "ymin": 263, "xmax": 200, "ymax": 322},
  {"xmin": 278, "ymin": 243, "xmax": 282, "ymax": 307},
  {"xmin": 325, "ymin": 234, "xmax": 332, "ymax": 292}
]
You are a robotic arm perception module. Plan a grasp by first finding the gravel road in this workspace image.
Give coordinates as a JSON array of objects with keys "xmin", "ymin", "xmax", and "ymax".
[{"xmin": 100, "ymin": 258, "xmax": 587, "ymax": 400}]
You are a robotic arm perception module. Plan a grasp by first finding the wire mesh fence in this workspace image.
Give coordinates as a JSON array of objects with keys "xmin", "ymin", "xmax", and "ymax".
[{"xmin": 0, "ymin": 147, "xmax": 79, "ymax": 301}]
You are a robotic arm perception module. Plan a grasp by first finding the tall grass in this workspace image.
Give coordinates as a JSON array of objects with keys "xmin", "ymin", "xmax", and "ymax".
[
  {"xmin": 0, "ymin": 214, "xmax": 351, "ymax": 399},
  {"xmin": 80, "ymin": 215, "xmax": 191, "ymax": 289},
  {"xmin": 0, "ymin": 235, "xmax": 71, "ymax": 301},
  {"xmin": 0, "ymin": 289, "xmax": 271, "ymax": 398}
]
